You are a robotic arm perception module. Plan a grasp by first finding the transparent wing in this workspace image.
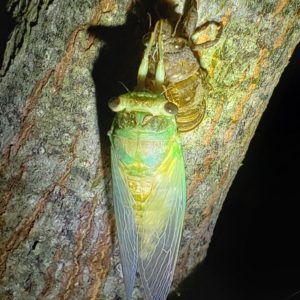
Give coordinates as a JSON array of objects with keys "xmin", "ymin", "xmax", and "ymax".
[
  {"xmin": 138, "ymin": 144, "xmax": 186, "ymax": 300},
  {"xmin": 111, "ymin": 149, "xmax": 138, "ymax": 300}
]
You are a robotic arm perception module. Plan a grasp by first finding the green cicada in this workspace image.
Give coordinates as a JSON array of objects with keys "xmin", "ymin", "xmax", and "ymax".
[{"xmin": 108, "ymin": 21, "xmax": 186, "ymax": 300}]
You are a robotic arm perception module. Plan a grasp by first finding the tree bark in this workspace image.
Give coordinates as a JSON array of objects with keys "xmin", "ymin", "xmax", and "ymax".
[{"xmin": 0, "ymin": 0, "xmax": 299, "ymax": 299}]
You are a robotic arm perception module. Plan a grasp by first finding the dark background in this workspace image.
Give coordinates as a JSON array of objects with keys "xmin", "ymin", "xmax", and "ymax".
[{"xmin": 169, "ymin": 44, "xmax": 300, "ymax": 300}]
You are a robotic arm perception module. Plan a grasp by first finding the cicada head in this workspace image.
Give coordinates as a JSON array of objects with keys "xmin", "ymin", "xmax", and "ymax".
[{"xmin": 108, "ymin": 91, "xmax": 179, "ymax": 176}]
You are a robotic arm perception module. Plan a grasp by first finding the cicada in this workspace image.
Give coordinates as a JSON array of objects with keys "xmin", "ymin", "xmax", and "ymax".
[{"xmin": 108, "ymin": 21, "xmax": 186, "ymax": 300}]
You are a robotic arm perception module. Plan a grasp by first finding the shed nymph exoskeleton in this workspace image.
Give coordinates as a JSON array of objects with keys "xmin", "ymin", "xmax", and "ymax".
[
  {"xmin": 108, "ymin": 21, "xmax": 186, "ymax": 300},
  {"xmin": 144, "ymin": 18, "xmax": 222, "ymax": 132}
]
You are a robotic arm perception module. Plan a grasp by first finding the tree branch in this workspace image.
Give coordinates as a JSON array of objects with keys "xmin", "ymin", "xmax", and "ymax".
[{"xmin": 0, "ymin": 0, "xmax": 299, "ymax": 299}]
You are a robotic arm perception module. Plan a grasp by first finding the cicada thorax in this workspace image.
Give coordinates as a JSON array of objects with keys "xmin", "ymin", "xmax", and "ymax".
[
  {"xmin": 109, "ymin": 92, "xmax": 180, "ymax": 226},
  {"xmin": 114, "ymin": 132, "xmax": 176, "ymax": 227},
  {"xmin": 144, "ymin": 20, "xmax": 206, "ymax": 132},
  {"xmin": 125, "ymin": 145, "xmax": 174, "ymax": 228}
]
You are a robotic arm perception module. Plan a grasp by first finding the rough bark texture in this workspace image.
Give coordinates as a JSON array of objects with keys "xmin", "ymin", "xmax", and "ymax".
[{"xmin": 0, "ymin": 0, "xmax": 299, "ymax": 299}]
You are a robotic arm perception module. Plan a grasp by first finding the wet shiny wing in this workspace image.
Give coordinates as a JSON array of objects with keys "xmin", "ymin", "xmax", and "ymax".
[
  {"xmin": 138, "ymin": 146, "xmax": 186, "ymax": 300},
  {"xmin": 111, "ymin": 149, "xmax": 138, "ymax": 300}
]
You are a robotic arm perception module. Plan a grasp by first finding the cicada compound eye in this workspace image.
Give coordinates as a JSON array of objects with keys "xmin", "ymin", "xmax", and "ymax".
[
  {"xmin": 164, "ymin": 102, "xmax": 178, "ymax": 115},
  {"xmin": 108, "ymin": 97, "xmax": 120, "ymax": 111}
]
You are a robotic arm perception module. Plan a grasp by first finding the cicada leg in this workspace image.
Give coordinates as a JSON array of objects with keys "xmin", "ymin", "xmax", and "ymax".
[
  {"xmin": 136, "ymin": 20, "xmax": 166, "ymax": 93},
  {"xmin": 136, "ymin": 22, "xmax": 159, "ymax": 90},
  {"xmin": 154, "ymin": 21, "xmax": 165, "ymax": 92}
]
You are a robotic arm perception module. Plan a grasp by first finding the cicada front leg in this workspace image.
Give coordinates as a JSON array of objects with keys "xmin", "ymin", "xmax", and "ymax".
[{"xmin": 136, "ymin": 20, "xmax": 165, "ymax": 93}]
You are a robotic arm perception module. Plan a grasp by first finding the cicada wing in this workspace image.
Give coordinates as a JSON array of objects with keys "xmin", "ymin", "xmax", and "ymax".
[
  {"xmin": 111, "ymin": 149, "xmax": 138, "ymax": 300},
  {"xmin": 138, "ymin": 145, "xmax": 186, "ymax": 300}
]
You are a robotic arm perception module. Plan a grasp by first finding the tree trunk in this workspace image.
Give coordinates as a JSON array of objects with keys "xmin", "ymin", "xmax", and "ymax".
[{"xmin": 0, "ymin": 0, "xmax": 299, "ymax": 299}]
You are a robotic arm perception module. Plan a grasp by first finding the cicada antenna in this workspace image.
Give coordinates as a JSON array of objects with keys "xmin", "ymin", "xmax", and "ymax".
[
  {"xmin": 285, "ymin": 290, "xmax": 300, "ymax": 300},
  {"xmin": 117, "ymin": 81, "xmax": 130, "ymax": 92},
  {"xmin": 147, "ymin": 12, "xmax": 152, "ymax": 29}
]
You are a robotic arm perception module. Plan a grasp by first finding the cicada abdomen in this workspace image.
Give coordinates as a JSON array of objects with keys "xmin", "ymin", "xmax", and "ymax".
[
  {"xmin": 108, "ymin": 21, "xmax": 186, "ymax": 300},
  {"xmin": 145, "ymin": 20, "xmax": 206, "ymax": 132}
]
